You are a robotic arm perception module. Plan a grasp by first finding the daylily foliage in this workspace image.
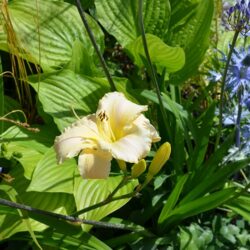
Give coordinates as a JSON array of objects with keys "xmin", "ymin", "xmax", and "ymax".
[{"xmin": 54, "ymin": 92, "xmax": 160, "ymax": 179}]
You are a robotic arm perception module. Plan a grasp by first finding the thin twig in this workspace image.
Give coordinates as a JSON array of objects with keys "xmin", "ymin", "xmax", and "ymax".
[
  {"xmin": 75, "ymin": 0, "xmax": 116, "ymax": 91},
  {"xmin": 0, "ymin": 117, "xmax": 39, "ymax": 132},
  {"xmin": 0, "ymin": 198, "xmax": 139, "ymax": 231}
]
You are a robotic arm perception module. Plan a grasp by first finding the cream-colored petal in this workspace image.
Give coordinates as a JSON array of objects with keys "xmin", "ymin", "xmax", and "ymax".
[
  {"xmin": 54, "ymin": 115, "xmax": 99, "ymax": 163},
  {"xmin": 78, "ymin": 149, "xmax": 112, "ymax": 179},
  {"xmin": 96, "ymin": 92, "xmax": 148, "ymax": 141},
  {"xmin": 109, "ymin": 114, "xmax": 159, "ymax": 163}
]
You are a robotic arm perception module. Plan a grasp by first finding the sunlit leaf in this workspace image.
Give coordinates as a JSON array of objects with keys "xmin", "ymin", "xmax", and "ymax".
[
  {"xmin": 29, "ymin": 69, "xmax": 110, "ymax": 131},
  {"xmin": 28, "ymin": 147, "xmax": 75, "ymax": 194},
  {"xmin": 0, "ymin": 0, "xmax": 104, "ymax": 72},
  {"xmin": 74, "ymin": 174, "xmax": 138, "ymax": 231},
  {"xmin": 168, "ymin": 0, "xmax": 214, "ymax": 84},
  {"xmin": 126, "ymin": 34, "xmax": 185, "ymax": 74},
  {"xmin": 95, "ymin": 0, "xmax": 171, "ymax": 47},
  {"xmin": 0, "ymin": 125, "xmax": 54, "ymax": 179},
  {"xmin": 0, "ymin": 163, "xmax": 75, "ymax": 240}
]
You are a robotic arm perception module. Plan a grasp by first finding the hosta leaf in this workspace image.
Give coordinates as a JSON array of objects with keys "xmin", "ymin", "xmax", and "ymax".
[
  {"xmin": 28, "ymin": 69, "xmax": 110, "ymax": 131},
  {"xmin": 95, "ymin": 0, "xmax": 171, "ymax": 47},
  {"xmin": 28, "ymin": 147, "xmax": 75, "ymax": 194},
  {"xmin": 0, "ymin": 166, "xmax": 75, "ymax": 240},
  {"xmin": 168, "ymin": 0, "xmax": 214, "ymax": 84},
  {"xmin": 74, "ymin": 174, "xmax": 138, "ymax": 231},
  {"xmin": 0, "ymin": 125, "xmax": 54, "ymax": 179},
  {"xmin": 126, "ymin": 34, "xmax": 185, "ymax": 74},
  {"xmin": 0, "ymin": 0, "xmax": 104, "ymax": 72},
  {"xmin": 19, "ymin": 231, "xmax": 112, "ymax": 250}
]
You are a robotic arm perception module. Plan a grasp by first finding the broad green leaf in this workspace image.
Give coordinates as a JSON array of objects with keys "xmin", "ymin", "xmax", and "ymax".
[
  {"xmin": 159, "ymin": 187, "xmax": 237, "ymax": 231},
  {"xmin": 0, "ymin": 185, "xmax": 42, "ymax": 249},
  {"xmin": 66, "ymin": 40, "xmax": 101, "ymax": 76},
  {"xmin": 168, "ymin": 0, "xmax": 214, "ymax": 84},
  {"xmin": 0, "ymin": 125, "xmax": 54, "ymax": 179},
  {"xmin": 28, "ymin": 69, "xmax": 110, "ymax": 131},
  {"xmin": 95, "ymin": 0, "xmax": 171, "ymax": 47},
  {"xmin": 0, "ymin": 165, "xmax": 75, "ymax": 240},
  {"xmin": 0, "ymin": 0, "xmax": 104, "ymax": 72},
  {"xmin": 126, "ymin": 34, "xmax": 185, "ymax": 74},
  {"xmin": 16, "ymin": 231, "xmax": 111, "ymax": 250},
  {"xmin": 28, "ymin": 147, "xmax": 75, "ymax": 194},
  {"xmin": 158, "ymin": 174, "xmax": 189, "ymax": 224},
  {"xmin": 74, "ymin": 174, "xmax": 138, "ymax": 231}
]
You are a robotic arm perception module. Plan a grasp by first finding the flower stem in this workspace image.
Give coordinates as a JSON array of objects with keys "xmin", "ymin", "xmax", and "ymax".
[
  {"xmin": 75, "ymin": 0, "xmax": 116, "ymax": 91},
  {"xmin": 138, "ymin": 0, "xmax": 172, "ymax": 139},
  {"xmin": 215, "ymin": 30, "xmax": 240, "ymax": 149},
  {"xmin": 236, "ymin": 86, "xmax": 243, "ymax": 147}
]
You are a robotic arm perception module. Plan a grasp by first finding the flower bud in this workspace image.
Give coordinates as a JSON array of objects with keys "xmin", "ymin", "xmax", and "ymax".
[
  {"xmin": 131, "ymin": 159, "xmax": 146, "ymax": 178},
  {"xmin": 148, "ymin": 142, "xmax": 171, "ymax": 176}
]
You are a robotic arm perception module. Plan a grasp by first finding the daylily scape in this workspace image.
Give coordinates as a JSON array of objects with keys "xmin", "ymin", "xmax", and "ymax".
[{"xmin": 54, "ymin": 92, "xmax": 161, "ymax": 179}]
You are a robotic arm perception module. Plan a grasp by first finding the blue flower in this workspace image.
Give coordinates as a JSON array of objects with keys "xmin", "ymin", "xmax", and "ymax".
[
  {"xmin": 226, "ymin": 46, "xmax": 250, "ymax": 96},
  {"xmin": 226, "ymin": 0, "xmax": 250, "ymax": 34},
  {"xmin": 242, "ymin": 124, "xmax": 250, "ymax": 138}
]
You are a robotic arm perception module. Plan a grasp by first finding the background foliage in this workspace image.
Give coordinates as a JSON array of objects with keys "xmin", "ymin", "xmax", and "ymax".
[{"xmin": 0, "ymin": 0, "xmax": 249, "ymax": 249}]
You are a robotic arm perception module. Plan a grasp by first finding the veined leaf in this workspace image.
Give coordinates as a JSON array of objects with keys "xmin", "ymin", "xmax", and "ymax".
[
  {"xmin": 168, "ymin": 0, "xmax": 214, "ymax": 84},
  {"xmin": 28, "ymin": 147, "xmax": 75, "ymax": 194},
  {"xmin": 0, "ymin": 165, "xmax": 75, "ymax": 240},
  {"xmin": 126, "ymin": 34, "xmax": 185, "ymax": 74},
  {"xmin": 95, "ymin": 0, "xmax": 171, "ymax": 47},
  {"xmin": 0, "ymin": 0, "xmax": 104, "ymax": 72},
  {"xmin": 0, "ymin": 125, "xmax": 54, "ymax": 179},
  {"xmin": 74, "ymin": 174, "xmax": 138, "ymax": 231},
  {"xmin": 15, "ymin": 231, "xmax": 112, "ymax": 250},
  {"xmin": 28, "ymin": 69, "xmax": 110, "ymax": 131}
]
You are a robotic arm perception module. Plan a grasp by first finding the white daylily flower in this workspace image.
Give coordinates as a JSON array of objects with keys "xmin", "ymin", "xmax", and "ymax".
[{"xmin": 54, "ymin": 92, "xmax": 160, "ymax": 179}]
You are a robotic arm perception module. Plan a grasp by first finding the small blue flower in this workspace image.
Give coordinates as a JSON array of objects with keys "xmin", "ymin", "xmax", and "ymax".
[
  {"xmin": 226, "ymin": 46, "xmax": 250, "ymax": 96},
  {"xmin": 208, "ymin": 70, "xmax": 222, "ymax": 82},
  {"xmin": 243, "ymin": 94, "xmax": 250, "ymax": 110},
  {"xmin": 242, "ymin": 124, "xmax": 250, "ymax": 138},
  {"xmin": 226, "ymin": 0, "xmax": 250, "ymax": 34}
]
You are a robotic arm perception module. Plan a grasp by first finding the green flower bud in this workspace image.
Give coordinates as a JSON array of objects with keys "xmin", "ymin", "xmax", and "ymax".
[
  {"xmin": 1, "ymin": 143, "xmax": 7, "ymax": 153},
  {"xmin": 12, "ymin": 151, "xmax": 23, "ymax": 158},
  {"xmin": 148, "ymin": 142, "xmax": 171, "ymax": 176},
  {"xmin": 131, "ymin": 159, "xmax": 146, "ymax": 178}
]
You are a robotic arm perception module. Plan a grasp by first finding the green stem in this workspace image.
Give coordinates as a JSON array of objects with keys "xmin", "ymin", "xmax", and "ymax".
[
  {"xmin": 215, "ymin": 30, "xmax": 240, "ymax": 149},
  {"xmin": 138, "ymin": 0, "xmax": 171, "ymax": 139},
  {"xmin": 75, "ymin": 0, "xmax": 116, "ymax": 91}
]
